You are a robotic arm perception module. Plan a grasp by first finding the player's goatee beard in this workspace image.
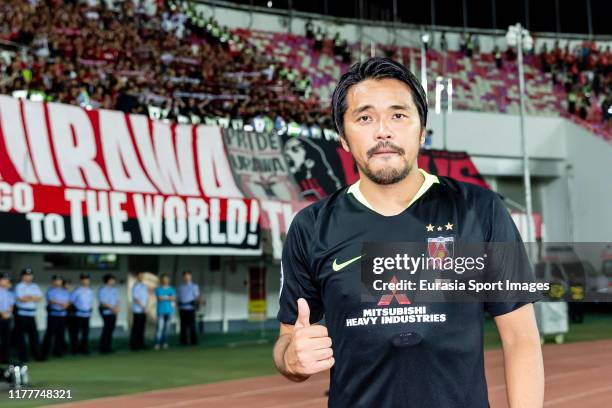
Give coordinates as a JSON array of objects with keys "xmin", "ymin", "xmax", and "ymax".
[
  {"xmin": 360, "ymin": 160, "xmax": 411, "ymax": 185},
  {"xmin": 354, "ymin": 140, "xmax": 410, "ymax": 185}
]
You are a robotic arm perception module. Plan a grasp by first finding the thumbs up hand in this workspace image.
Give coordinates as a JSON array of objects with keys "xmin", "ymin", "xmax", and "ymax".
[
  {"xmin": 294, "ymin": 297, "xmax": 312, "ymax": 329},
  {"xmin": 284, "ymin": 298, "xmax": 335, "ymax": 377}
]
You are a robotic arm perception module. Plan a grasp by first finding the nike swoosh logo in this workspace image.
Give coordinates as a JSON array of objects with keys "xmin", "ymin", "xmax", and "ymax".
[{"xmin": 332, "ymin": 255, "xmax": 364, "ymax": 272}]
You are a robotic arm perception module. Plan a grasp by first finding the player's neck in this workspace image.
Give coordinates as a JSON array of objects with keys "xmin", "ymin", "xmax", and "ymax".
[{"xmin": 358, "ymin": 168, "xmax": 425, "ymax": 216}]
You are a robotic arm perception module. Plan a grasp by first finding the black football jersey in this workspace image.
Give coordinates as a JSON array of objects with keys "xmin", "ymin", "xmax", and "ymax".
[{"xmin": 278, "ymin": 170, "xmax": 537, "ymax": 408}]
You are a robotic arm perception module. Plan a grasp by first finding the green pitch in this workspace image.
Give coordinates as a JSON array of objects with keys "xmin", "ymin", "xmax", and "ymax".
[{"xmin": 2, "ymin": 313, "xmax": 611, "ymax": 407}]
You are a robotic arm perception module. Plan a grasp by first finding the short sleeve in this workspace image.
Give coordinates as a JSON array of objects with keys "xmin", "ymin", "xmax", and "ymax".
[
  {"xmin": 277, "ymin": 209, "xmax": 324, "ymax": 325},
  {"xmin": 484, "ymin": 194, "xmax": 542, "ymax": 317},
  {"xmin": 15, "ymin": 284, "xmax": 24, "ymax": 298},
  {"xmin": 33, "ymin": 284, "xmax": 42, "ymax": 297}
]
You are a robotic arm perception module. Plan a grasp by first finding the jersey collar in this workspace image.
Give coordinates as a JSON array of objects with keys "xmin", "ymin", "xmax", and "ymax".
[{"xmin": 347, "ymin": 168, "xmax": 439, "ymax": 212}]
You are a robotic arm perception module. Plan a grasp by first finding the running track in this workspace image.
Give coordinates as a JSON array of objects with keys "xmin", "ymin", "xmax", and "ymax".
[{"xmin": 55, "ymin": 339, "xmax": 612, "ymax": 408}]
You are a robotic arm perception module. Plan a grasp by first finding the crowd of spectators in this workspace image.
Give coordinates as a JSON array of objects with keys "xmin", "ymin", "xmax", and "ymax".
[
  {"xmin": 0, "ymin": 0, "xmax": 327, "ymax": 127},
  {"xmin": 538, "ymin": 40, "xmax": 611, "ymax": 128},
  {"xmin": 0, "ymin": 0, "xmax": 610, "ymax": 134},
  {"xmin": 304, "ymin": 20, "xmax": 352, "ymax": 64},
  {"xmin": 439, "ymin": 31, "xmax": 611, "ymax": 130},
  {"xmin": 431, "ymin": 30, "xmax": 610, "ymax": 130}
]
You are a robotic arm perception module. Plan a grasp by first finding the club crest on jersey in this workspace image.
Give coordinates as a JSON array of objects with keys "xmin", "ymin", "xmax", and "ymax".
[{"xmin": 427, "ymin": 236, "xmax": 454, "ymax": 259}]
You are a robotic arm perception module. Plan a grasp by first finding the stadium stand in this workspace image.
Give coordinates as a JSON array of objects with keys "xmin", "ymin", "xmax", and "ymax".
[
  {"xmin": 237, "ymin": 27, "xmax": 611, "ymax": 141},
  {"xmin": 0, "ymin": 0, "xmax": 324, "ymax": 126},
  {"xmin": 0, "ymin": 0, "xmax": 610, "ymax": 141}
]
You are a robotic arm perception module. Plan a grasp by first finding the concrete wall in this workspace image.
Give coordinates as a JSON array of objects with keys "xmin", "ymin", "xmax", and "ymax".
[
  {"xmin": 427, "ymin": 110, "xmax": 567, "ymax": 160},
  {"xmin": 564, "ymin": 123, "xmax": 612, "ymax": 243}
]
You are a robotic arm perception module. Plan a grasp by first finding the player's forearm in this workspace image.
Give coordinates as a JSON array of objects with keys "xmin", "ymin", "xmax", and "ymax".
[
  {"xmin": 273, "ymin": 334, "xmax": 310, "ymax": 382},
  {"xmin": 502, "ymin": 335, "xmax": 544, "ymax": 408}
]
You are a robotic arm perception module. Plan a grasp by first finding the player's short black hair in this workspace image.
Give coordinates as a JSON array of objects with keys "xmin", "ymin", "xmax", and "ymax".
[{"xmin": 331, "ymin": 57, "xmax": 428, "ymax": 137}]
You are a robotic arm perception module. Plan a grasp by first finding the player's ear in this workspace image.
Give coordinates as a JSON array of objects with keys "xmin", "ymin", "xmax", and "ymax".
[
  {"xmin": 340, "ymin": 134, "xmax": 350, "ymax": 152},
  {"xmin": 419, "ymin": 128, "xmax": 426, "ymax": 146}
]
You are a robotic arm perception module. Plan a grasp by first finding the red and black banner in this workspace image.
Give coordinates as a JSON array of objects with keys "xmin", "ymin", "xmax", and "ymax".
[
  {"xmin": 0, "ymin": 96, "xmax": 490, "ymax": 256},
  {"xmin": 0, "ymin": 96, "xmax": 261, "ymax": 254},
  {"xmin": 418, "ymin": 149, "xmax": 489, "ymax": 189}
]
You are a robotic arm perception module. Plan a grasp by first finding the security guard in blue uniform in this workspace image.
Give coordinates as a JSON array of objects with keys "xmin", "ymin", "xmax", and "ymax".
[
  {"xmin": 98, "ymin": 273, "xmax": 119, "ymax": 354},
  {"xmin": 41, "ymin": 275, "xmax": 70, "ymax": 360},
  {"xmin": 178, "ymin": 270, "xmax": 201, "ymax": 345},
  {"xmin": 69, "ymin": 273, "xmax": 93, "ymax": 355},
  {"xmin": 13, "ymin": 268, "xmax": 42, "ymax": 362},
  {"xmin": 0, "ymin": 272, "xmax": 14, "ymax": 364}
]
